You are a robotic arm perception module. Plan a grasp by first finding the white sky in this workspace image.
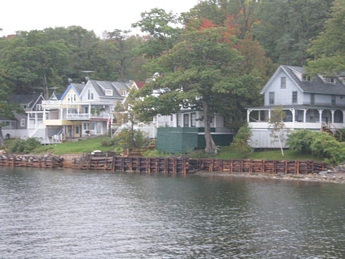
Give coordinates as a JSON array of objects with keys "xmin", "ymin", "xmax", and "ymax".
[{"xmin": 0, "ymin": 0, "xmax": 199, "ymax": 38}]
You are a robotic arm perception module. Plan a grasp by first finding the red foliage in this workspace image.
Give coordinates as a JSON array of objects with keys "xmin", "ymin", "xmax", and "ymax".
[{"xmin": 199, "ymin": 19, "xmax": 218, "ymax": 31}]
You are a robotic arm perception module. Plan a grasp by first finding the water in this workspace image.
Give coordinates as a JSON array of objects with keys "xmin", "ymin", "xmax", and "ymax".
[{"xmin": 1, "ymin": 168, "xmax": 345, "ymax": 259}]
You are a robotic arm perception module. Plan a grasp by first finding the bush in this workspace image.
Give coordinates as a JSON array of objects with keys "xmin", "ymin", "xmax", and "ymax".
[
  {"xmin": 9, "ymin": 138, "xmax": 41, "ymax": 154},
  {"xmin": 286, "ymin": 129, "xmax": 317, "ymax": 153},
  {"xmin": 230, "ymin": 122, "xmax": 252, "ymax": 158},
  {"xmin": 287, "ymin": 130, "xmax": 345, "ymax": 165},
  {"xmin": 115, "ymin": 129, "xmax": 149, "ymax": 149},
  {"xmin": 101, "ymin": 137, "xmax": 117, "ymax": 147}
]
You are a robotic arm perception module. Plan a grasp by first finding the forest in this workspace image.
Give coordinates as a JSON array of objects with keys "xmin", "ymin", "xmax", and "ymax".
[{"xmin": 0, "ymin": 0, "xmax": 344, "ymax": 152}]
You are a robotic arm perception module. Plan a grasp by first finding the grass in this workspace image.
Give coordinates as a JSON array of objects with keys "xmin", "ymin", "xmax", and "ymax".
[
  {"xmin": 29, "ymin": 136, "xmax": 114, "ymax": 155},
  {"xmin": 3, "ymin": 136, "xmax": 322, "ymax": 162}
]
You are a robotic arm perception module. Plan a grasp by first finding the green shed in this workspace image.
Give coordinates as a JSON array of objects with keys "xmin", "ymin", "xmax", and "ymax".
[{"xmin": 156, "ymin": 127, "xmax": 233, "ymax": 153}]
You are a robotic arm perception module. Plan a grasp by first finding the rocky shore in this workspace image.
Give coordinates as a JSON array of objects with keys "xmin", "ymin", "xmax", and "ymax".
[{"xmin": 194, "ymin": 170, "xmax": 345, "ymax": 184}]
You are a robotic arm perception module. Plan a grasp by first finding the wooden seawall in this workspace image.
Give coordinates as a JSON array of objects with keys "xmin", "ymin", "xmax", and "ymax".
[
  {"xmin": 70, "ymin": 153, "xmax": 328, "ymax": 175},
  {"xmin": 0, "ymin": 152, "xmax": 328, "ymax": 175},
  {"xmin": 0, "ymin": 154, "xmax": 64, "ymax": 169}
]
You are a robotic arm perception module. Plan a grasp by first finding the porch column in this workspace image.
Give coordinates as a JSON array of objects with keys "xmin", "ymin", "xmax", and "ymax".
[
  {"xmin": 247, "ymin": 109, "xmax": 251, "ymax": 122},
  {"xmin": 318, "ymin": 109, "xmax": 323, "ymax": 130},
  {"xmin": 35, "ymin": 113, "xmax": 38, "ymax": 127},
  {"xmin": 290, "ymin": 108, "xmax": 295, "ymax": 128},
  {"xmin": 331, "ymin": 110, "xmax": 335, "ymax": 123},
  {"xmin": 303, "ymin": 109, "xmax": 307, "ymax": 123}
]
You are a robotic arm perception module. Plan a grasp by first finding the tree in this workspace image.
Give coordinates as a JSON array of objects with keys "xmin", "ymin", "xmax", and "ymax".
[
  {"xmin": 268, "ymin": 106, "xmax": 288, "ymax": 156},
  {"xmin": 132, "ymin": 8, "xmax": 182, "ymax": 58},
  {"xmin": 230, "ymin": 122, "xmax": 252, "ymax": 158},
  {"xmin": 307, "ymin": 0, "xmax": 345, "ymax": 76},
  {"xmin": 0, "ymin": 80, "xmax": 21, "ymax": 146},
  {"xmin": 1, "ymin": 30, "xmax": 71, "ymax": 98},
  {"xmin": 132, "ymin": 27, "xmax": 253, "ymax": 154},
  {"xmin": 254, "ymin": 0, "xmax": 333, "ymax": 66}
]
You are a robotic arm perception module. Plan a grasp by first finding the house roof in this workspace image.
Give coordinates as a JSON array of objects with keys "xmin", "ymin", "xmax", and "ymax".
[
  {"xmin": 262, "ymin": 65, "xmax": 345, "ymax": 95},
  {"xmin": 9, "ymin": 93, "xmax": 43, "ymax": 108},
  {"xmin": 135, "ymin": 81, "xmax": 146, "ymax": 89},
  {"xmin": 88, "ymin": 80, "xmax": 124, "ymax": 99}
]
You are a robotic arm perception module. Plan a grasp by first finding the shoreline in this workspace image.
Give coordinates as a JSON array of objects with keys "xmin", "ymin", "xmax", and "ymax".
[{"xmin": 193, "ymin": 171, "xmax": 345, "ymax": 184}]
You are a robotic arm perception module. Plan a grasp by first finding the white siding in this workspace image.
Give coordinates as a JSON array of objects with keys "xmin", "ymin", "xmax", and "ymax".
[{"xmin": 264, "ymin": 71, "xmax": 302, "ymax": 106}]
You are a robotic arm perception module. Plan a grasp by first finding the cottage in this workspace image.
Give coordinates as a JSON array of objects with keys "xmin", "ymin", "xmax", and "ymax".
[{"xmin": 248, "ymin": 65, "xmax": 345, "ymax": 148}]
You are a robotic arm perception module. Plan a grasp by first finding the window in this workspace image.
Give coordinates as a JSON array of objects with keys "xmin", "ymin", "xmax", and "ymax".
[
  {"xmin": 21, "ymin": 119, "xmax": 25, "ymax": 127},
  {"xmin": 177, "ymin": 114, "xmax": 182, "ymax": 127},
  {"xmin": 183, "ymin": 114, "xmax": 189, "ymax": 127},
  {"xmin": 326, "ymin": 77, "xmax": 336, "ymax": 84},
  {"xmin": 269, "ymin": 92, "xmax": 275, "ymax": 105},
  {"xmin": 88, "ymin": 89, "xmax": 94, "ymax": 100},
  {"xmin": 310, "ymin": 94, "xmax": 315, "ymax": 105},
  {"xmin": 332, "ymin": 95, "xmax": 336, "ymax": 106},
  {"xmin": 76, "ymin": 126, "xmax": 79, "ymax": 134},
  {"xmin": 36, "ymin": 104, "xmax": 42, "ymax": 111},
  {"xmin": 67, "ymin": 93, "xmax": 76, "ymax": 102},
  {"xmin": 281, "ymin": 77, "xmax": 286, "ymax": 89},
  {"xmin": 105, "ymin": 89, "xmax": 113, "ymax": 96},
  {"xmin": 292, "ymin": 91, "xmax": 298, "ymax": 103},
  {"xmin": 303, "ymin": 75, "xmax": 311, "ymax": 81},
  {"xmin": 191, "ymin": 113, "xmax": 196, "ymax": 127}
]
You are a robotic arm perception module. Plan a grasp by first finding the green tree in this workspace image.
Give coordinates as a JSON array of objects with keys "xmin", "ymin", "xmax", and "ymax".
[
  {"xmin": 268, "ymin": 106, "xmax": 288, "ymax": 156},
  {"xmin": 307, "ymin": 0, "xmax": 345, "ymax": 76},
  {"xmin": 230, "ymin": 122, "xmax": 252, "ymax": 158},
  {"xmin": 1, "ymin": 30, "xmax": 71, "ymax": 98},
  {"xmin": 132, "ymin": 27, "xmax": 253, "ymax": 154},
  {"xmin": 0, "ymin": 82, "xmax": 21, "ymax": 146},
  {"xmin": 254, "ymin": 0, "xmax": 333, "ymax": 66},
  {"xmin": 132, "ymin": 8, "xmax": 182, "ymax": 58}
]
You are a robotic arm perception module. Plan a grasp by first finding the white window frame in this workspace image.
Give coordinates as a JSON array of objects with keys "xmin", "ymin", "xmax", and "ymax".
[
  {"xmin": 88, "ymin": 89, "xmax": 94, "ymax": 100},
  {"xmin": 105, "ymin": 89, "xmax": 113, "ymax": 96},
  {"xmin": 292, "ymin": 91, "xmax": 298, "ymax": 103},
  {"xmin": 281, "ymin": 77, "xmax": 286, "ymax": 89}
]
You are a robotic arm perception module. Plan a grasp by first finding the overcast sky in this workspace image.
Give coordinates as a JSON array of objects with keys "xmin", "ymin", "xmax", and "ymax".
[{"xmin": 0, "ymin": 0, "xmax": 198, "ymax": 38}]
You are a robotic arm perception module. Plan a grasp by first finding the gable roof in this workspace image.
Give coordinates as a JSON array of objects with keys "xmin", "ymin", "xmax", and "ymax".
[
  {"xmin": 135, "ymin": 81, "xmax": 146, "ymax": 89},
  {"xmin": 9, "ymin": 93, "xmax": 44, "ymax": 109},
  {"xmin": 86, "ymin": 80, "xmax": 124, "ymax": 99},
  {"xmin": 261, "ymin": 65, "xmax": 345, "ymax": 95},
  {"xmin": 60, "ymin": 83, "xmax": 86, "ymax": 100}
]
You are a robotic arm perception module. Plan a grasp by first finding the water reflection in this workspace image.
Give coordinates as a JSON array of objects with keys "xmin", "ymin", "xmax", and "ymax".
[{"xmin": 0, "ymin": 168, "xmax": 345, "ymax": 258}]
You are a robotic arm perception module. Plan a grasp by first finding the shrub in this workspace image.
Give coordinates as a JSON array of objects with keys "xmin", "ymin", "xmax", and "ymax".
[
  {"xmin": 286, "ymin": 129, "xmax": 317, "ymax": 153},
  {"xmin": 115, "ymin": 129, "xmax": 149, "ymax": 149},
  {"xmin": 101, "ymin": 137, "xmax": 117, "ymax": 147},
  {"xmin": 9, "ymin": 138, "xmax": 41, "ymax": 154},
  {"xmin": 230, "ymin": 122, "xmax": 252, "ymax": 158},
  {"xmin": 288, "ymin": 130, "xmax": 345, "ymax": 165}
]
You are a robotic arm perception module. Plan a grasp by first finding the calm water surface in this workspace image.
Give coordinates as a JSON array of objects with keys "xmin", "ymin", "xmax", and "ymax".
[{"xmin": 0, "ymin": 167, "xmax": 345, "ymax": 258}]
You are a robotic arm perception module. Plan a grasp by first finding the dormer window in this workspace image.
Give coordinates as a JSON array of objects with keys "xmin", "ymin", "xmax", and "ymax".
[
  {"xmin": 303, "ymin": 75, "xmax": 311, "ymax": 81},
  {"xmin": 326, "ymin": 77, "xmax": 336, "ymax": 84},
  {"xmin": 105, "ymin": 89, "xmax": 113, "ymax": 96},
  {"xmin": 281, "ymin": 77, "xmax": 286, "ymax": 89}
]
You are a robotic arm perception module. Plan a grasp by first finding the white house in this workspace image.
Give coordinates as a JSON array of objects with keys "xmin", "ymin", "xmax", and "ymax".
[
  {"xmin": 247, "ymin": 65, "xmax": 345, "ymax": 148},
  {"xmin": 2, "ymin": 93, "xmax": 45, "ymax": 139},
  {"xmin": 42, "ymin": 79, "xmax": 129, "ymax": 142}
]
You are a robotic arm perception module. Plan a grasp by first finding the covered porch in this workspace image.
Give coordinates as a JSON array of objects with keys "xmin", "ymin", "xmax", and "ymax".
[{"xmin": 247, "ymin": 106, "xmax": 345, "ymax": 130}]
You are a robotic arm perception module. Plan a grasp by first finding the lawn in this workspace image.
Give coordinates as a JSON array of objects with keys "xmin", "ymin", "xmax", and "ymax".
[{"xmin": 4, "ymin": 136, "xmax": 322, "ymax": 162}]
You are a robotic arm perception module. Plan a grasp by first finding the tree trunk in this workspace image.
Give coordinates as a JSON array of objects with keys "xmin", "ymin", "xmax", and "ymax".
[
  {"xmin": 0, "ymin": 127, "xmax": 4, "ymax": 147},
  {"xmin": 42, "ymin": 72, "xmax": 49, "ymax": 100},
  {"xmin": 202, "ymin": 101, "xmax": 217, "ymax": 154}
]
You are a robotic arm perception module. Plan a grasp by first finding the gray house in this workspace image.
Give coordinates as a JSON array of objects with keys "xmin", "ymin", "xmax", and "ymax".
[
  {"xmin": 2, "ymin": 93, "xmax": 45, "ymax": 139},
  {"xmin": 247, "ymin": 65, "xmax": 345, "ymax": 148}
]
